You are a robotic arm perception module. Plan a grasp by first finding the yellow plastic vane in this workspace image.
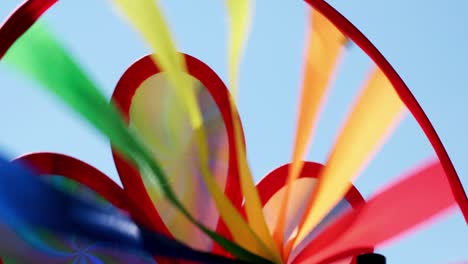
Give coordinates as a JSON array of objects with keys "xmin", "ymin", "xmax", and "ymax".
[
  {"xmin": 225, "ymin": 0, "xmax": 282, "ymax": 262},
  {"xmin": 112, "ymin": 0, "xmax": 201, "ymax": 128},
  {"xmin": 225, "ymin": 0, "xmax": 252, "ymax": 99},
  {"xmin": 293, "ymin": 68, "xmax": 406, "ymax": 248}
]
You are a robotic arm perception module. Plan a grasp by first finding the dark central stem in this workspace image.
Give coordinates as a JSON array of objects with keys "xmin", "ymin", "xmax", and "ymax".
[{"xmin": 356, "ymin": 253, "xmax": 386, "ymax": 264}]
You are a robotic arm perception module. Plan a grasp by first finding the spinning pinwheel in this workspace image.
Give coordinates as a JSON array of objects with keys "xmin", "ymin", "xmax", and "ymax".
[{"xmin": 0, "ymin": 0, "xmax": 467, "ymax": 263}]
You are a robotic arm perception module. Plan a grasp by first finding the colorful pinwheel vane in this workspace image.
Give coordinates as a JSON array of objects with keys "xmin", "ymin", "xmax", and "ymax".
[{"xmin": 0, "ymin": 0, "xmax": 467, "ymax": 263}]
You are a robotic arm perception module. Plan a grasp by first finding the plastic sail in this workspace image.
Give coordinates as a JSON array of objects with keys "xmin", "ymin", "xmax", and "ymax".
[
  {"xmin": 112, "ymin": 0, "xmax": 201, "ymax": 128},
  {"xmin": 225, "ymin": 0, "xmax": 251, "ymax": 99},
  {"xmin": 293, "ymin": 160, "xmax": 456, "ymax": 263},
  {"xmin": 293, "ymin": 68, "xmax": 405, "ymax": 247},
  {"xmin": 224, "ymin": 0, "xmax": 281, "ymax": 262},
  {"xmin": 273, "ymin": 9, "xmax": 346, "ymax": 251}
]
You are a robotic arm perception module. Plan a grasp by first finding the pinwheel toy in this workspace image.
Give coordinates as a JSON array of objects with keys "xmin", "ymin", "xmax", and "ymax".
[{"xmin": 0, "ymin": 0, "xmax": 467, "ymax": 263}]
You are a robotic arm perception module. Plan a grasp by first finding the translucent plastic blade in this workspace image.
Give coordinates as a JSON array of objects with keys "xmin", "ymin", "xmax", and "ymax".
[
  {"xmin": 274, "ymin": 8, "xmax": 346, "ymax": 247},
  {"xmin": 111, "ymin": 0, "xmax": 201, "ymax": 128},
  {"xmin": 292, "ymin": 160, "xmax": 456, "ymax": 264},
  {"xmin": 225, "ymin": 0, "xmax": 252, "ymax": 98},
  {"xmin": 294, "ymin": 68, "xmax": 405, "ymax": 247},
  {"xmin": 224, "ymin": 0, "xmax": 280, "ymax": 260}
]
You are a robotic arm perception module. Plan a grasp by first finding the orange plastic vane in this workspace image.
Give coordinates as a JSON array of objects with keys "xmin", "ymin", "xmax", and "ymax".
[{"xmin": 273, "ymin": 9, "xmax": 347, "ymax": 251}]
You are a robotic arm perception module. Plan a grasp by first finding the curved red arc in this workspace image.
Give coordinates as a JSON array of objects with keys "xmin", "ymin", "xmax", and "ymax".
[
  {"xmin": 256, "ymin": 162, "xmax": 364, "ymax": 208},
  {"xmin": 11, "ymin": 152, "xmax": 172, "ymax": 263},
  {"xmin": 13, "ymin": 152, "xmax": 168, "ymax": 233},
  {"xmin": 111, "ymin": 57, "xmax": 174, "ymax": 240},
  {"xmin": 0, "ymin": 0, "xmax": 57, "ymax": 59},
  {"xmin": 304, "ymin": 0, "xmax": 468, "ymax": 223},
  {"xmin": 13, "ymin": 152, "xmax": 128, "ymax": 209},
  {"xmin": 256, "ymin": 162, "xmax": 368, "ymax": 263},
  {"xmin": 111, "ymin": 54, "xmax": 246, "ymax": 257}
]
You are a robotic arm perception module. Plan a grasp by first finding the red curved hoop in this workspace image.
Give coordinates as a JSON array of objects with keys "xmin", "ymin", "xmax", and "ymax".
[
  {"xmin": 257, "ymin": 162, "xmax": 364, "ymax": 207},
  {"xmin": 304, "ymin": 0, "xmax": 468, "ymax": 223},
  {"xmin": 13, "ymin": 152, "xmax": 128, "ymax": 209},
  {"xmin": 0, "ymin": 0, "xmax": 56, "ymax": 59},
  {"xmin": 255, "ymin": 162, "xmax": 367, "ymax": 263},
  {"xmin": 11, "ymin": 152, "xmax": 169, "ymax": 263},
  {"xmin": 111, "ymin": 54, "xmax": 245, "ymax": 250}
]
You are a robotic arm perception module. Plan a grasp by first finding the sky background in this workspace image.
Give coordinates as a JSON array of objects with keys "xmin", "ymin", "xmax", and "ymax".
[{"xmin": 1, "ymin": 0, "xmax": 468, "ymax": 263}]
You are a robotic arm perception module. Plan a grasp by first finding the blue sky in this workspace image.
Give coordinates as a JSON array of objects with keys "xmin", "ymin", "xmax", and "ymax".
[{"xmin": 1, "ymin": 0, "xmax": 467, "ymax": 263}]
